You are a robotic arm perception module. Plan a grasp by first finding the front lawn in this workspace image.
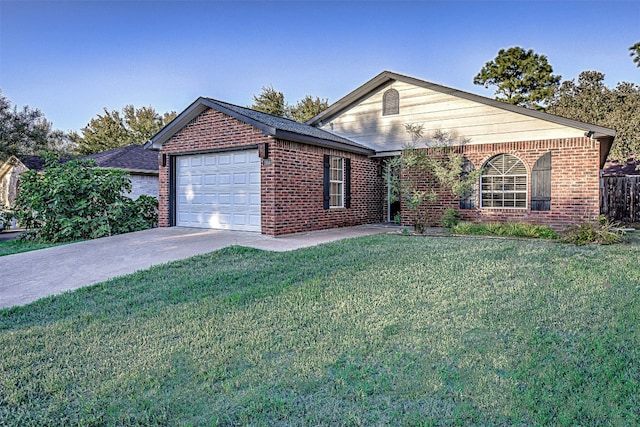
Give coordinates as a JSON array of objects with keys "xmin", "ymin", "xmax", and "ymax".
[
  {"xmin": 1, "ymin": 234, "xmax": 639, "ymax": 425},
  {"xmin": 0, "ymin": 239, "xmax": 61, "ymax": 257}
]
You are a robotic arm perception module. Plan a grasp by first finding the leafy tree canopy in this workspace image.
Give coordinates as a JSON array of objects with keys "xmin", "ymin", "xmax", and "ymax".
[
  {"xmin": 251, "ymin": 85, "xmax": 287, "ymax": 118},
  {"xmin": 289, "ymin": 95, "xmax": 329, "ymax": 123},
  {"xmin": 250, "ymin": 86, "xmax": 328, "ymax": 122},
  {"xmin": 71, "ymin": 105, "xmax": 177, "ymax": 156},
  {"xmin": 548, "ymin": 71, "xmax": 640, "ymax": 161},
  {"xmin": 0, "ymin": 91, "xmax": 72, "ymax": 161},
  {"xmin": 630, "ymin": 42, "xmax": 640, "ymax": 68},
  {"xmin": 474, "ymin": 46, "xmax": 561, "ymax": 109}
]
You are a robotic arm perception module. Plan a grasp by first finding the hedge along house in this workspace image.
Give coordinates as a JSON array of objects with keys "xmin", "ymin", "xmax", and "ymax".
[
  {"xmin": 309, "ymin": 71, "xmax": 616, "ymax": 229},
  {"xmin": 146, "ymin": 71, "xmax": 616, "ymax": 235}
]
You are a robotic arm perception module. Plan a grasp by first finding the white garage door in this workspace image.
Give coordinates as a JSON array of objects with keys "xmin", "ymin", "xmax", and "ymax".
[{"xmin": 176, "ymin": 150, "xmax": 261, "ymax": 232}]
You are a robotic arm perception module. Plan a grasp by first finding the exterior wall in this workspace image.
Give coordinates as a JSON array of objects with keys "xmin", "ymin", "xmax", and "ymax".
[
  {"xmin": 158, "ymin": 108, "xmax": 384, "ymax": 235},
  {"xmin": 128, "ymin": 174, "xmax": 159, "ymax": 200},
  {"xmin": 262, "ymin": 140, "xmax": 383, "ymax": 235},
  {"xmin": 399, "ymin": 137, "xmax": 601, "ymax": 230},
  {"xmin": 320, "ymin": 81, "xmax": 587, "ymax": 152}
]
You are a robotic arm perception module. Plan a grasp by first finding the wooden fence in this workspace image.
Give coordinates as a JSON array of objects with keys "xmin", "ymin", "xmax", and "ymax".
[{"xmin": 600, "ymin": 176, "xmax": 640, "ymax": 223}]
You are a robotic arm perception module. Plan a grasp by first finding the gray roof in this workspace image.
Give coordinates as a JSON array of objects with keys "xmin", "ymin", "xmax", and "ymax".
[
  {"xmin": 602, "ymin": 157, "xmax": 640, "ymax": 176},
  {"xmin": 146, "ymin": 97, "xmax": 373, "ymax": 155},
  {"xmin": 308, "ymin": 70, "xmax": 617, "ymax": 139},
  {"xmin": 81, "ymin": 144, "xmax": 158, "ymax": 174}
]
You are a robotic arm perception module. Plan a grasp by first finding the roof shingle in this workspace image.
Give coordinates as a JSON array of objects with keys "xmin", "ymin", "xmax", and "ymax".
[{"xmin": 81, "ymin": 145, "xmax": 158, "ymax": 173}]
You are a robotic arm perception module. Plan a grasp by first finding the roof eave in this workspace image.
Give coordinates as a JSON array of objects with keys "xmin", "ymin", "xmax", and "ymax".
[{"xmin": 271, "ymin": 130, "xmax": 375, "ymax": 155}]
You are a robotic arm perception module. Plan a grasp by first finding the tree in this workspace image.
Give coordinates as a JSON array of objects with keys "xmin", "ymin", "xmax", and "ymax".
[
  {"xmin": 473, "ymin": 46, "xmax": 561, "ymax": 109},
  {"xmin": 250, "ymin": 85, "xmax": 287, "ymax": 118},
  {"xmin": 0, "ymin": 91, "xmax": 71, "ymax": 160},
  {"xmin": 250, "ymin": 86, "xmax": 328, "ymax": 122},
  {"xmin": 71, "ymin": 105, "xmax": 177, "ymax": 156},
  {"xmin": 630, "ymin": 42, "xmax": 640, "ymax": 67},
  {"xmin": 288, "ymin": 95, "xmax": 329, "ymax": 122},
  {"xmin": 385, "ymin": 127, "xmax": 480, "ymax": 233},
  {"xmin": 14, "ymin": 152, "xmax": 158, "ymax": 242},
  {"xmin": 548, "ymin": 71, "xmax": 640, "ymax": 160}
]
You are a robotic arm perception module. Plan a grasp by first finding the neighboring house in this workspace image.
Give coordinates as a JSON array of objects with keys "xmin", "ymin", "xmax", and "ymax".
[
  {"xmin": 81, "ymin": 145, "xmax": 159, "ymax": 199},
  {"xmin": 0, "ymin": 155, "xmax": 49, "ymax": 208},
  {"xmin": 145, "ymin": 71, "xmax": 616, "ymax": 235}
]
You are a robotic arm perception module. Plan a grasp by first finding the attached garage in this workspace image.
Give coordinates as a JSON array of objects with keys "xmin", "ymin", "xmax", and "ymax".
[
  {"xmin": 146, "ymin": 97, "xmax": 380, "ymax": 235},
  {"xmin": 175, "ymin": 150, "xmax": 261, "ymax": 232}
]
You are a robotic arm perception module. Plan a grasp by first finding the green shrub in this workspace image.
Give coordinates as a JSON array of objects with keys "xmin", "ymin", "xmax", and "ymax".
[
  {"xmin": 0, "ymin": 204, "xmax": 13, "ymax": 231},
  {"xmin": 561, "ymin": 215, "xmax": 625, "ymax": 245},
  {"xmin": 15, "ymin": 152, "xmax": 158, "ymax": 243},
  {"xmin": 439, "ymin": 208, "xmax": 460, "ymax": 229},
  {"xmin": 453, "ymin": 221, "xmax": 559, "ymax": 239}
]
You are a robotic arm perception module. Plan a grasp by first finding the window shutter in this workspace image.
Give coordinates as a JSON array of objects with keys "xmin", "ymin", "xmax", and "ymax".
[
  {"xmin": 459, "ymin": 157, "xmax": 476, "ymax": 210},
  {"xmin": 345, "ymin": 158, "xmax": 351, "ymax": 208},
  {"xmin": 323, "ymin": 155, "xmax": 330, "ymax": 210},
  {"xmin": 531, "ymin": 152, "xmax": 552, "ymax": 211}
]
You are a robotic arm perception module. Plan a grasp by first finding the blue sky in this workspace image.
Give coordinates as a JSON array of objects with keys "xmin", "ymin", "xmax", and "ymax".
[{"xmin": 1, "ymin": 0, "xmax": 638, "ymax": 132}]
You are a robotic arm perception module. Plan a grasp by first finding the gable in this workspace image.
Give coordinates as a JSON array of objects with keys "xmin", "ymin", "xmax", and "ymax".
[
  {"xmin": 146, "ymin": 97, "xmax": 373, "ymax": 156},
  {"xmin": 311, "ymin": 71, "xmax": 616, "ymax": 157}
]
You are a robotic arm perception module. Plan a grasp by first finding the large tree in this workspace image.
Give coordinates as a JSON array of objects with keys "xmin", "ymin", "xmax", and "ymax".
[
  {"xmin": 288, "ymin": 95, "xmax": 329, "ymax": 123},
  {"xmin": 474, "ymin": 46, "xmax": 561, "ymax": 109},
  {"xmin": 250, "ymin": 86, "xmax": 328, "ymax": 122},
  {"xmin": 250, "ymin": 85, "xmax": 287, "ymax": 118},
  {"xmin": 630, "ymin": 42, "xmax": 640, "ymax": 68},
  {"xmin": 0, "ymin": 91, "xmax": 71, "ymax": 160},
  {"xmin": 71, "ymin": 105, "xmax": 177, "ymax": 155},
  {"xmin": 548, "ymin": 71, "xmax": 640, "ymax": 160}
]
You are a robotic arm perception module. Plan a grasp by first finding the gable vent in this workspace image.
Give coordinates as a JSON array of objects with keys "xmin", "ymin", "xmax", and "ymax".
[{"xmin": 382, "ymin": 89, "xmax": 399, "ymax": 116}]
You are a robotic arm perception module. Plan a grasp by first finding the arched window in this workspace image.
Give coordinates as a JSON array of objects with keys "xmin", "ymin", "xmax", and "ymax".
[
  {"xmin": 459, "ymin": 157, "xmax": 476, "ymax": 209},
  {"xmin": 481, "ymin": 154, "xmax": 527, "ymax": 208},
  {"xmin": 531, "ymin": 151, "xmax": 552, "ymax": 211},
  {"xmin": 382, "ymin": 89, "xmax": 399, "ymax": 116}
]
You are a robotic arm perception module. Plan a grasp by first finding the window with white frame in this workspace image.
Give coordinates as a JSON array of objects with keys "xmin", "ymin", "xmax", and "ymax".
[
  {"xmin": 481, "ymin": 154, "xmax": 527, "ymax": 208},
  {"xmin": 330, "ymin": 156, "xmax": 344, "ymax": 208}
]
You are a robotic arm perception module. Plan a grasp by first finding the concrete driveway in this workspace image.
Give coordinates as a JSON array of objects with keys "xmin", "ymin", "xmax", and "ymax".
[{"xmin": 0, "ymin": 225, "xmax": 395, "ymax": 309}]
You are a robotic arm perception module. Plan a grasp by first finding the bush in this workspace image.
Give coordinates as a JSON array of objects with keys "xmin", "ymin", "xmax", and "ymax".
[
  {"xmin": 15, "ymin": 152, "xmax": 158, "ymax": 243},
  {"xmin": 453, "ymin": 221, "xmax": 559, "ymax": 239},
  {"xmin": 561, "ymin": 215, "xmax": 625, "ymax": 245},
  {"xmin": 0, "ymin": 204, "xmax": 14, "ymax": 231},
  {"xmin": 439, "ymin": 208, "xmax": 460, "ymax": 229}
]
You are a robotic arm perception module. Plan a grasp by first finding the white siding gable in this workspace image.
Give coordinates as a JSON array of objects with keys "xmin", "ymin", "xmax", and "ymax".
[{"xmin": 319, "ymin": 81, "xmax": 586, "ymax": 153}]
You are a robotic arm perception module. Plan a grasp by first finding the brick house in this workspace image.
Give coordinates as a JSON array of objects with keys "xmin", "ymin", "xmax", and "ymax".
[{"xmin": 146, "ymin": 71, "xmax": 616, "ymax": 235}]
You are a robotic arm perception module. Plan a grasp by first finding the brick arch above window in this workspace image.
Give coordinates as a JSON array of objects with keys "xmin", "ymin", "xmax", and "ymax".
[
  {"xmin": 481, "ymin": 154, "xmax": 527, "ymax": 209},
  {"xmin": 382, "ymin": 89, "xmax": 399, "ymax": 116}
]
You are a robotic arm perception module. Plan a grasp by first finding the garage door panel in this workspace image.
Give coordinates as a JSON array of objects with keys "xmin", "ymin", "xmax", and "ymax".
[
  {"xmin": 204, "ymin": 174, "xmax": 217, "ymax": 185},
  {"xmin": 217, "ymin": 154, "xmax": 231, "ymax": 165},
  {"xmin": 233, "ymin": 173, "xmax": 247, "ymax": 184},
  {"xmin": 249, "ymin": 193, "xmax": 260, "ymax": 206}
]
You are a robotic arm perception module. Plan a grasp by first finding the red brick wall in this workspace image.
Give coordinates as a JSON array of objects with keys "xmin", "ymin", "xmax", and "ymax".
[
  {"xmin": 263, "ymin": 140, "xmax": 383, "ymax": 235},
  {"xmin": 157, "ymin": 108, "xmax": 384, "ymax": 235},
  {"xmin": 397, "ymin": 137, "xmax": 602, "ymax": 230}
]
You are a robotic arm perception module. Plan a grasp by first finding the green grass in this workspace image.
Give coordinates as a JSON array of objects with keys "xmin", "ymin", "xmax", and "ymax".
[
  {"xmin": 0, "ymin": 239, "xmax": 61, "ymax": 256},
  {"xmin": 1, "ymin": 233, "xmax": 639, "ymax": 425}
]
